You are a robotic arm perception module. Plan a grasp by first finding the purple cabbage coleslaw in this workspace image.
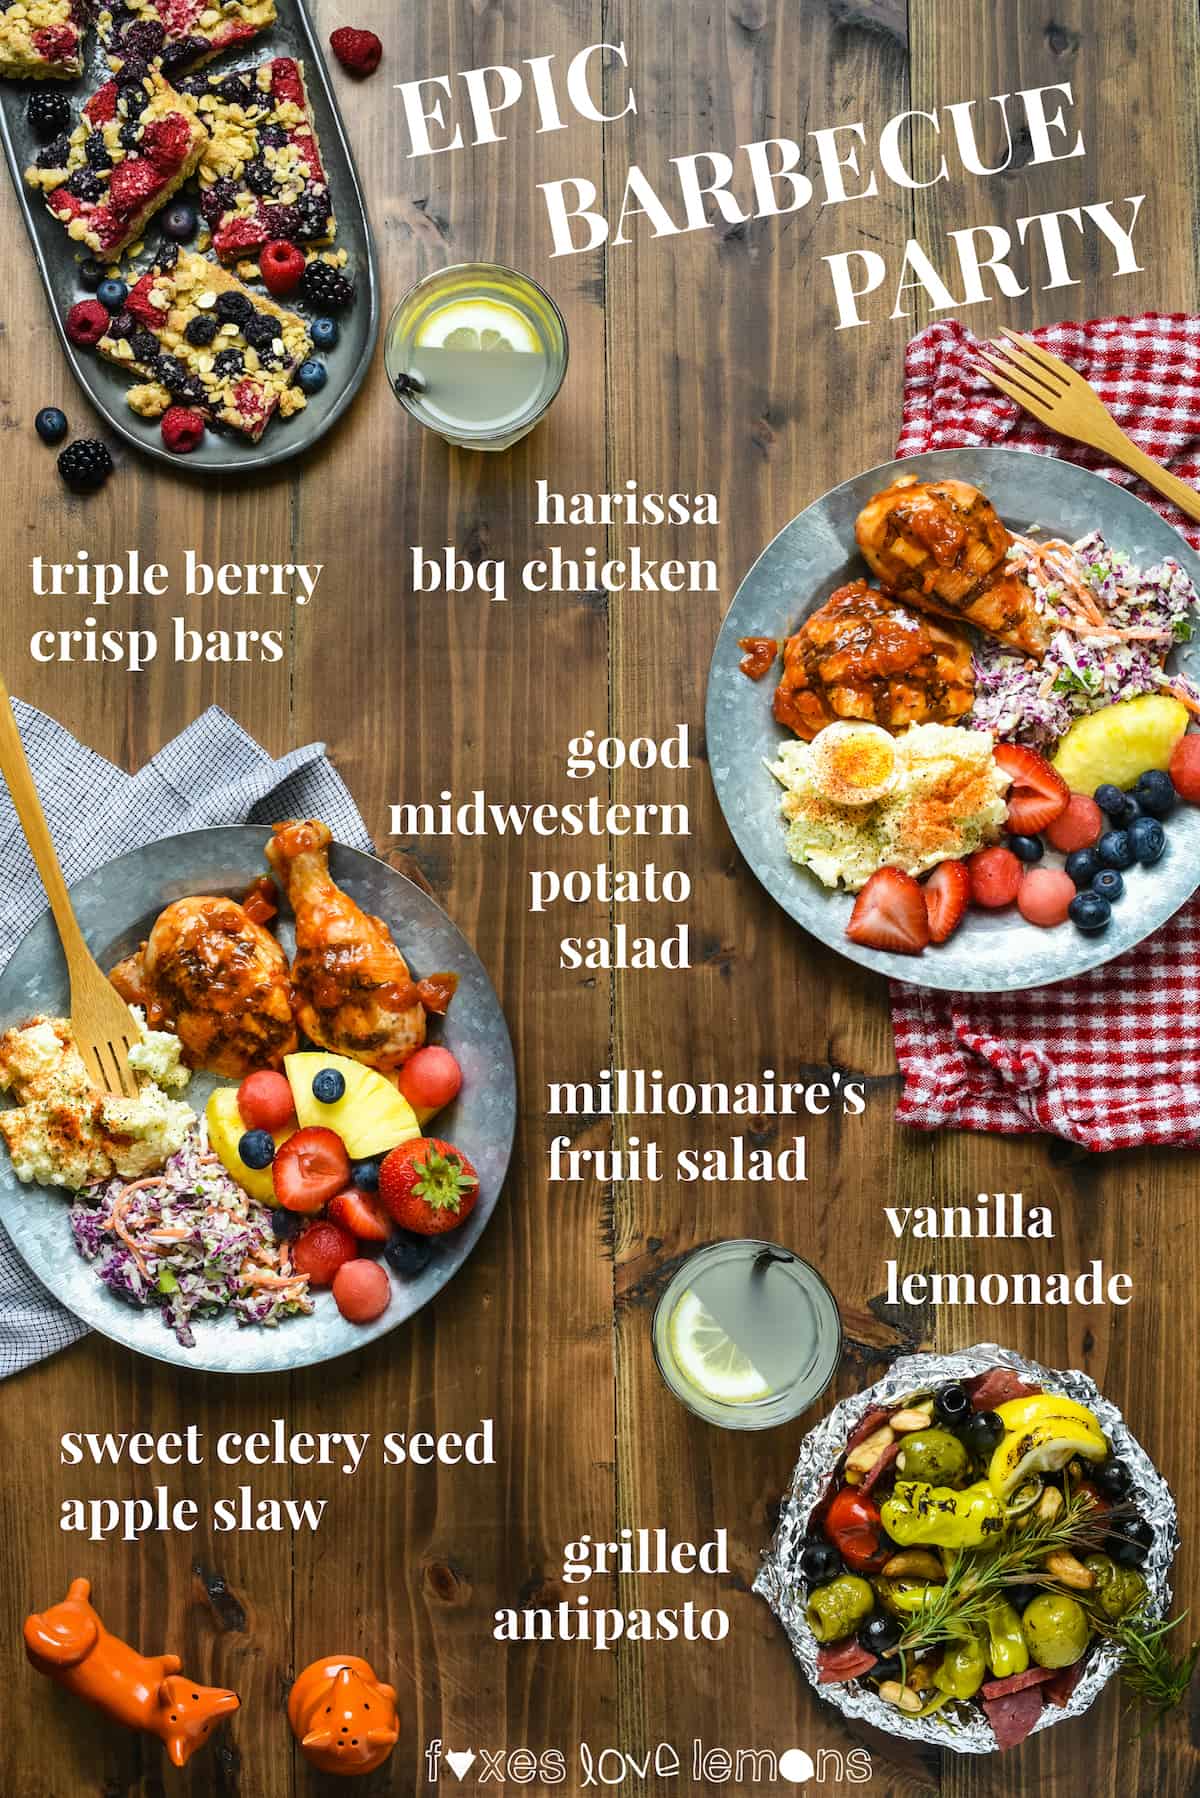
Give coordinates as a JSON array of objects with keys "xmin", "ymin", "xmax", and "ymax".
[
  {"xmin": 70, "ymin": 1127, "xmax": 312, "ymax": 1348},
  {"xmin": 967, "ymin": 530, "xmax": 1200, "ymax": 751}
]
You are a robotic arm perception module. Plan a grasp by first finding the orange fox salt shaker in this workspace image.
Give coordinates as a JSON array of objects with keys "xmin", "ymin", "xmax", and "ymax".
[
  {"xmin": 24, "ymin": 1577, "xmax": 239, "ymax": 1767},
  {"xmin": 288, "ymin": 1655, "xmax": 400, "ymax": 1775}
]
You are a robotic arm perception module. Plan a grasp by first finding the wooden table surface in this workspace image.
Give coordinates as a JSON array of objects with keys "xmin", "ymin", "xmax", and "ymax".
[{"xmin": 2, "ymin": 1, "xmax": 1199, "ymax": 1792}]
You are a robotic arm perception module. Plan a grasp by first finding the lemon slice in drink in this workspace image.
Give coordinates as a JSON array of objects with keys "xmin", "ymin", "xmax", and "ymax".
[
  {"xmin": 415, "ymin": 298, "xmax": 539, "ymax": 355},
  {"xmin": 668, "ymin": 1289, "xmax": 771, "ymax": 1404},
  {"xmin": 988, "ymin": 1418, "xmax": 1108, "ymax": 1500}
]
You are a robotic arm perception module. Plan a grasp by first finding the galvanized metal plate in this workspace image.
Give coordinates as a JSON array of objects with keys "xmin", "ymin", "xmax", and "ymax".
[
  {"xmin": 0, "ymin": 0, "xmax": 378, "ymax": 473},
  {"xmin": 0, "ymin": 827, "xmax": 516, "ymax": 1372},
  {"xmin": 706, "ymin": 447, "xmax": 1200, "ymax": 992}
]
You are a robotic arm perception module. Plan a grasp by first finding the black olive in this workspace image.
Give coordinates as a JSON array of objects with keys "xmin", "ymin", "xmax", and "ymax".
[
  {"xmin": 799, "ymin": 1540, "xmax": 843, "ymax": 1585},
  {"xmin": 860, "ymin": 1615, "xmax": 901, "ymax": 1657},
  {"xmin": 1109, "ymin": 1517, "xmax": 1154, "ymax": 1567},
  {"xmin": 871, "ymin": 1654, "xmax": 904, "ymax": 1682},
  {"xmin": 1094, "ymin": 1459, "xmax": 1132, "ymax": 1499},
  {"xmin": 1006, "ymin": 1582, "xmax": 1040, "ymax": 1613},
  {"xmin": 933, "ymin": 1382, "xmax": 970, "ymax": 1427},
  {"xmin": 963, "ymin": 1409, "xmax": 1004, "ymax": 1459}
]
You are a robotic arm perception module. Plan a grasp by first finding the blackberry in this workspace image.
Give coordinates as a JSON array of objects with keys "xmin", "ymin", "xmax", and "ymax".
[
  {"xmin": 243, "ymin": 157, "xmax": 276, "ymax": 196},
  {"xmin": 27, "ymin": 88, "xmax": 72, "ymax": 144},
  {"xmin": 264, "ymin": 203, "xmax": 300, "ymax": 240},
  {"xmin": 57, "ymin": 438, "xmax": 113, "ymax": 493},
  {"xmin": 104, "ymin": 310, "xmax": 135, "ymax": 340},
  {"xmin": 242, "ymin": 312, "xmax": 279, "ymax": 351},
  {"xmin": 259, "ymin": 122, "xmax": 288, "ymax": 148},
  {"xmin": 172, "ymin": 375, "xmax": 207, "ymax": 406},
  {"xmin": 155, "ymin": 354, "xmax": 188, "ymax": 392},
  {"xmin": 121, "ymin": 18, "xmax": 165, "ymax": 59},
  {"xmin": 219, "ymin": 74, "xmax": 254, "ymax": 105},
  {"xmin": 130, "ymin": 328, "xmax": 159, "ymax": 361},
  {"xmin": 115, "ymin": 56, "xmax": 149, "ymax": 90},
  {"xmin": 118, "ymin": 119, "xmax": 142, "ymax": 151},
  {"xmin": 36, "ymin": 133, "xmax": 71, "ymax": 169},
  {"xmin": 301, "ymin": 260, "xmax": 353, "ymax": 311},
  {"xmin": 161, "ymin": 34, "xmax": 208, "ymax": 74},
  {"xmin": 201, "ymin": 177, "xmax": 236, "ymax": 225},
  {"xmin": 157, "ymin": 241, "xmax": 180, "ymax": 271},
  {"xmin": 185, "ymin": 313, "xmax": 219, "ymax": 347},
  {"xmin": 83, "ymin": 132, "xmax": 112, "ymax": 171},
  {"xmin": 212, "ymin": 348, "xmax": 245, "ymax": 379},
  {"xmin": 215, "ymin": 290, "xmax": 253, "ymax": 325},
  {"xmin": 66, "ymin": 169, "xmax": 103, "ymax": 202},
  {"xmin": 295, "ymin": 190, "xmax": 331, "ymax": 240}
]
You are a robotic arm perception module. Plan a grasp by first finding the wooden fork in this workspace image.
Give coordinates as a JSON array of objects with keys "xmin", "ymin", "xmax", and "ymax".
[
  {"xmin": 0, "ymin": 675, "xmax": 136, "ymax": 1098},
  {"xmin": 972, "ymin": 326, "xmax": 1200, "ymax": 525}
]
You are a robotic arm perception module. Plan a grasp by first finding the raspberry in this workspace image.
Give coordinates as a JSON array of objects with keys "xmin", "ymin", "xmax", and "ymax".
[
  {"xmin": 31, "ymin": 23, "xmax": 77, "ymax": 64},
  {"xmin": 126, "ymin": 277, "xmax": 162, "ymax": 327},
  {"xmin": 215, "ymin": 214, "xmax": 266, "ymax": 254},
  {"xmin": 65, "ymin": 300, "xmax": 110, "ymax": 347},
  {"xmin": 300, "ymin": 260, "xmax": 354, "ymax": 311},
  {"xmin": 84, "ymin": 80, "xmax": 119, "ymax": 126},
  {"xmin": 161, "ymin": 406, "xmax": 205, "ymax": 454},
  {"xmin": 329, "ymin": 26, "xmax": 382, "ymax": 76},
  {"xmin": 140, "ymin": 113, "xmax": 193, "ymax": 174},
  {"xmin": 108, "ymin": 159, "xmax": 161, "ymax": 216},
  {"xmin": 57, "ymin": 438, "xmax": 113, "ymax": 493},
  {"xmin": 270, "ymin": 57, "xmax": 305, "ymax": 104},
  {"xmin": 259, "ymin": 239, "xmax": 306, "ymax": 297}
]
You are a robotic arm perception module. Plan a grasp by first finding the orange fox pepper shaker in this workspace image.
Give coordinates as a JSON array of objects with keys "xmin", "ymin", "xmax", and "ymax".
[
  {"xmin": 24, "ymin": 1578, "xmax": 239, "ymax": 1768},
  {"xmin": 288, "ymin": 1655, "xmax": 400, "ymax": 1776}
]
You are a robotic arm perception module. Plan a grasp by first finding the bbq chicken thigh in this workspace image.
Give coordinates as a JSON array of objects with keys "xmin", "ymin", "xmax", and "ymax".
[
  {"xmin": 110, "ymin": 896, "xmax": 298, "ymax": 1077},
  {"xmin": 855, "ymin": 474, "xmax": 1052, "ymax": 659},
  {"xmin": 266, "ymin": 820, "xmax": 445, "ymax": 1072},
  {"xmin": 773, "ymin": 579, "xmax": 975, "ymax": 740}
]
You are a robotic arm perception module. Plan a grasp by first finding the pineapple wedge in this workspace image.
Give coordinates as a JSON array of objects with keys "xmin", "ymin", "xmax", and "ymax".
[
  {"xmin": 285, "ymin": 1053, "xmax": 420, "ymax": 1159},
  {"xmin": 205, "ymin": 1087, "xmax": 295, "ymax": 1204},
  {"xmin": 1052, "ymin": 695, "xmax": 1188, "ymax": 793}
]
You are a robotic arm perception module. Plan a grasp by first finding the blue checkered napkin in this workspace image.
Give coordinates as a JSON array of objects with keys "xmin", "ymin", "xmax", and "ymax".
[{"xmin": 0, "ymin": 702, "xmax": 371, "ymax": 1377}]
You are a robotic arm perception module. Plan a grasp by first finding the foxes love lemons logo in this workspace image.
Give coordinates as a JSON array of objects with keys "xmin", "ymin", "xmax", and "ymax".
[{"xmin": 445, "ymin": 1749, "xmax": 477, "ymax": 1780}]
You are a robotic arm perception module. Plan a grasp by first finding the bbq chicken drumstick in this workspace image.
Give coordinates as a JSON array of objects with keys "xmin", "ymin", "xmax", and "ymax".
[{"xmin": 266, "ymin": 820, "xmax": 454, "ymax": 1072}]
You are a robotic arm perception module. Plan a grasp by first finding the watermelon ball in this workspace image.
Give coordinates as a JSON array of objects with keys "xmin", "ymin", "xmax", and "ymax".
[
  {"xmin": 968, "ymin": 846, "xmax": 1022, "ymax": 909},
  {"xmin": 1169, "ymin": 734, "xmax": 1200, "ymax": 804},
  {"xmin": 333, "ymin": 1258, "xmax": 392, "ymax": 1323},
  {"xmin": 1018, "ymin": 867, "xmax": 1077, "ymax": 927},
  {"xmin": 237, "ymin": 1069, "xmax": 295, "ymax": 1132},
  {"xmin": 1044, "ymin": 793, "xmax": 1104, "ymax": 854}
]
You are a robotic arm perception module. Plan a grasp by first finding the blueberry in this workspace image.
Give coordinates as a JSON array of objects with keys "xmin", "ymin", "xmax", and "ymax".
[
  {"xmin": 1092, "ymin": 869, "xmax": 1124, "ymax": 903},
  {"xmin": 385, "ymin": 1232, "xmax": 434, "ymax": 1278},
  {"xmin": 1135, "ymin": 768, "xmax": 1177, "ymax": 818},
  {"xmin": 1094, "ymin": 783, "xmax": 1127, "ymax": 817},
  {"xmin": 1109, "ymin": 1517, "xmax": 1154, "ymax": 1567},
  {"xmin": 1007, "ymin": 833, "xmax": 1044, "ymax": 863},
  {"xmin": 35, "ymin": 407, "xmax": 68, "ymax": 445},
  {"xmin": 1097, "ymin": 829, "xmax": 1135, "ymax": 871},
  {"xmin": 238, "ymin": 1128, "xmax": 276, "ymax": 1170},
  {"xmin": 350, "ymin": 1155, "xmax": 382, "ymax": 1192},
  {"xmin": 1065, "ymin": 847, "xmax": 1102, "ymax": 889},
  {"xmin": 1069, "ymin": 890, "xmax": 1112, "ymax": 933},
  {"xmin": 1116, "ymin": 792, "xmax": 1142, "ymax": 824},
  {"xmin": 97, "ymin": 278, "xmax": 128, "ymax": 312},
  {"xmin": 79, "ymin": 257, "xmax": 105, "ymax": 291},
  {"xmin": 312, "ymin": 1067, "xmax": 346, "ymax": 1104},
  {"xmin": 270, "ymin": 1207, "xmax": 302, "ymax": 1242},
  {"xmin": 311, "ymin": 315, "xmax": 339, "ymax": 351},
  {"xmin": 1129, "ymin": 815, "xmax": 1166, "ymax": 866},
  {"xmin": 296, "ymin": 359, "xmax": 327, "ymax": 395},
  {"xmin": 162, "ymin": 201, "xmax": 197, "ymax": 241}
]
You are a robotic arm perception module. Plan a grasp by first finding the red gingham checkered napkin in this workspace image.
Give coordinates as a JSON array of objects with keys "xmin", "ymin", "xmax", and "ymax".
[{"xmin": 891, "ymin": 315, "xmax": 1200, "ymax": 1150}]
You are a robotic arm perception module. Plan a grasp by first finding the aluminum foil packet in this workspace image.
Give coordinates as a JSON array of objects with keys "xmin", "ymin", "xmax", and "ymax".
[{"xmin": 754, "ymin": 1342, "xmax": 1178, "ymax": 1754}]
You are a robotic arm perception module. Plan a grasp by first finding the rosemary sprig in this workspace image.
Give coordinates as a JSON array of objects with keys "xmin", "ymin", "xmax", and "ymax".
[{"xmin": 1105, "ymin": 1610, "xmax": 1200, "ymax": 1725}]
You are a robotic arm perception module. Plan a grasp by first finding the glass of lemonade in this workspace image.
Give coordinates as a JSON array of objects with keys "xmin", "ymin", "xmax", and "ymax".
[
  {"xmin": 385, "ymin": 262, "xmax": 569, "ymax": 451},
  {"xmin": 652, "ymin": 1241, "xmax": 842, "ymax": 1431}
]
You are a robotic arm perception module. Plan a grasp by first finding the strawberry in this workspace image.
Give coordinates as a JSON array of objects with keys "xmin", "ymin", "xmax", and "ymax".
[
  {"xmin": 272, "ymin": 1126, "xmax": 351, "ymax": 1214},
  {"xmin": 923, "ymin": 859, "xmax": 970, "ymax": 944},
  {"xmin": 259, "ymin": 238, "xmax": 306, "ymax": 297},
  {"xmin": 292, "ymin": 1220, "xmax": 356, "ymax": 1286},
  {"xmin": 378, "ymin": 1137, "xmax": 479, "ymax": 1235},
  {"xmin": 845, "ymin": 867, "xmax": 930, "ymax": 956},
  {"xmin": 994, "ymin": 743, "xmax": 1069, "ymax": 835},
  {"xmin": 328, "ymin": 1187, "xmax": 392, "ymax": 1243},
  {"xmin": 329, "ymin": 25, "xmax": 382, "ymax": 75}
]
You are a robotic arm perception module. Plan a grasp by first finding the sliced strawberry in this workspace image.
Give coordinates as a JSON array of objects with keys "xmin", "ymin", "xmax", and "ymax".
[
  {"xmin": 328, "ymin": 1187, "xmax": 392, "ymax": 1243},
  {"xmin": 994, "ymin": 742, "xmax": 1069, "ymax": 835},
  {"xmin": 845, "ymin": 868, "xmax": 930, "ymax": 956},
  {"xmin": 272, "ymin": 1126, "xmax": 351, "ymax": 1214},
  {"xmin": 923, "ymin": 860, "xmax": 969, "ymax": 944}
]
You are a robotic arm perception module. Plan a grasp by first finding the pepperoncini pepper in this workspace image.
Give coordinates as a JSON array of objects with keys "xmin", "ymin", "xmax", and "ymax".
[
  {"xmin": 805, "ymin": 1575, "xmax": 875, "ymax": 1643},
  {"xmin": 1084, "ymin": 1555, "xmax": 1148, "ymax": 1622},
  {"xmin": 933, "ymin": 1633, "xmax": 988, "ymax": 1701},
  {"xmin": 879, "ymin": 1480, "xmax": 1004, "ymax": 1551},
  {"xmin": 984, "ymin": 1599, "xmax": 1029, "ymax": 1679}
]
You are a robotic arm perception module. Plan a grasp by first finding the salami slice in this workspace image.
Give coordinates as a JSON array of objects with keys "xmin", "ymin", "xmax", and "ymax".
[
  {"xmin": 983, "ymin": 1685, "xmax": 1046, "ymax": 1750},
  {"xmin": 860, "ymin": 1439, "xmax": 902, "ymax": 1494},
  {"xmin": 845, "ymin": 1406, "xmax": 892, "ymax": 1451},
  {"xmin": 816, "ymin": 1643, "xmax": 878, "ymax": 1684},
  {"xmin": 1043, "ymin": 1657, "xmax": 1087, "ymax": 1708},
  {"xmin": 968, "ymin": 1370, "xmax": 1042, "ymax": 1412},
  {"xmin": 981, "ymin": 1665, "xmax": 1058, "ymax": 1701}
]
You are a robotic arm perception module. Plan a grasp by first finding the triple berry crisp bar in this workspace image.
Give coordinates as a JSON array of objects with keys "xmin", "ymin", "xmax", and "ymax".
[
  {"xmin": 98, "ymin": 0, "xmax": 276, "ymax": 77},
  {"xmin": 97, "ymin": 247, "xmax": 312, "ymax": 440},
  {"xmin": 183, "ymin": 57, "xmax": 335, "ymax": 259},
  {"xmin": 25, "ymin": 69, "xmax": 208, "ymax": 257},
  {"xmin": 0, "ymin": 0, "xmax": 86, "ymax": 79}
]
